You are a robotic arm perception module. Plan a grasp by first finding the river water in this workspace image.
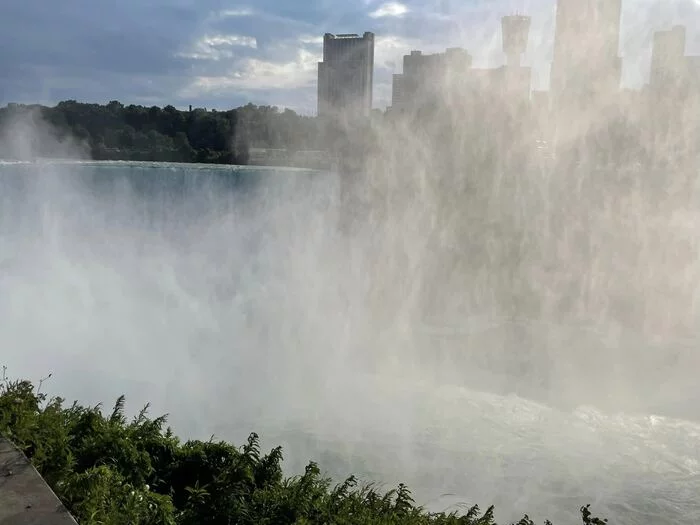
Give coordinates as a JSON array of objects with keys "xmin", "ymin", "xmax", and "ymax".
[{"xmin": 0, "ymin": 160, "xmax": 698, "ymax": 524}]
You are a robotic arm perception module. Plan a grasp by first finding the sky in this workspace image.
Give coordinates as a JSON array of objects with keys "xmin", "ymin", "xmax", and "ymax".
[{"xmin": 0, "ymin": 0, "xmax": 699, "ymax": 113}]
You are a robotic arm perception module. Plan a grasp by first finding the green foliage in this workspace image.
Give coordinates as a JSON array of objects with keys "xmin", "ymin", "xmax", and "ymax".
[
  {"xmin": 0, "ymin": 373, "xmax": 608, "ymax": 525},
  {"xmin": 0, "ymin": 100, "xmax": 323, "ymax": 164}
]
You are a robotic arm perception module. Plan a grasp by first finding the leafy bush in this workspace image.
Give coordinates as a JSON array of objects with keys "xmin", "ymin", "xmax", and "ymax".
[{"xmin": 0, "ymin": 373, "xmax": 607, "ymax": 525}]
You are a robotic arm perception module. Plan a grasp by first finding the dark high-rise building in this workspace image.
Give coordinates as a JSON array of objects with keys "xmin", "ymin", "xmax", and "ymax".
[
  {"xmin": 317, "ymin": 32, "xmax": 375, "ymax": 120},
  {"xmin": 390, "ymin": 48, "xmax": 472, "ymax": 112}
]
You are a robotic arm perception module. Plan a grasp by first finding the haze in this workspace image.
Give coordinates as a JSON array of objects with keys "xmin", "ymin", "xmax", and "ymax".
[{"xmin": 1, "ymin": 0, "xmax": 700, "ymax": 524}]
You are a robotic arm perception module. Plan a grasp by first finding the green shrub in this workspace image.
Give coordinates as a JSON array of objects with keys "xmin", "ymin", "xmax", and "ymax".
[{"xmin": 0, "ymin": 373, "xmax": 607, "ymax": 525}]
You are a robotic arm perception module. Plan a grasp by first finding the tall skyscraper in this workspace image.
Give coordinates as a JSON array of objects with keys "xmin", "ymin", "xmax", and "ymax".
[
  {"xmin": 500, "ymin": 15, "xmax": 532, "ymax": 109},
  {"xmin": 550, "ymin": 0, "xmax": 622, "ymax": 154},
  {"xmin": 317, "ymin": 32, "xmax": 375, "ymax": 120},
  {"xmin": 648, "ymin": 25, "xmax": 700, "ymax": 162},
  {"xmin": 551, "ymin": 0, "xmax": 622, "ymax": 110},
  {"xmin": 650, "ymin": 25, "xmax": 687, "ymax": 93},
  {"xmin": 501, "ymin": 15, "xmax": 531, "ymax": 67}
]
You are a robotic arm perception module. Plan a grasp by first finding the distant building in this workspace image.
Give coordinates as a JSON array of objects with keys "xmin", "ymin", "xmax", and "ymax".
[
  {"xmin": 650, "ymin": 25, "xmax": 688, "ymax": 94},
  {"xmin": 462, "ymin": 15, "xmax": 532, "ymax": 117},
  {"xmin": 498, "ymin": 15, "xmax": 533, "ymax": 108},
  {"xmin": 391, "ymin": 73, "xmax": 406, "ymax": 112},
  {"xmin": 551, "ymin": 0, "xmax": 622, "ymax": 105},
  {"xmin": 317, "ymin": 32, "xmax": 375, "ymax": 120},
  {"xmin": 390, "ymin": 48, "xmax": 472, "ymax": 112},
  {"xmin": 550, "ymin": 0, "xmax": 623, "ymax": 156},
  {"xmin": 501, "ymin": 15, "xmax": 531, "ymax": 67},
  {"xmin": 389, "ymin": 13, "xmax": 536, "ymax": 118},
  {"xmin": 649, "ymin": 25, "xmax": 700, "ymax": 163}
]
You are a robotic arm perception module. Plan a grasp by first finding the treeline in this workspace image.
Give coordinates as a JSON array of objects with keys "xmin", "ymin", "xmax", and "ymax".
[
  {"xmin": 0, "ymin": 375, "xmax": 610, "ymax": 525},
  {"xmin": 0, "ymin": 101, "xmax": 324, "ymax": 164}
]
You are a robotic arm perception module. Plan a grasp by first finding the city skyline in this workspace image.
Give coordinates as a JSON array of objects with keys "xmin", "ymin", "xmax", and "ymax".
[{"xmin": 0, "ymin": 0, "xmax": 699, "ymax": 113}]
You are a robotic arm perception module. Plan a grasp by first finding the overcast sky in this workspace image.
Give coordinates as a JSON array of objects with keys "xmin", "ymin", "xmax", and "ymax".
[{"xmin": 1, "ymin": 0, "xmax": 698, "ymax": 113}]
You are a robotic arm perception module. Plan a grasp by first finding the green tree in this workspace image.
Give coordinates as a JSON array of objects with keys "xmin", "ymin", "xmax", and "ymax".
[{"xmin": 0, "ymin": 99, "xmax": 322, "ymax": 165}]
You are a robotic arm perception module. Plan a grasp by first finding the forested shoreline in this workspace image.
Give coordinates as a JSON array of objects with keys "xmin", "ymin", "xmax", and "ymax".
[
  {"xmin": 0, "ymin": 101, "xmax": 324, "ymax": 165},
  {"xmin": 0, "ymin": 374, "xmax": 610, "ymax": 525}
]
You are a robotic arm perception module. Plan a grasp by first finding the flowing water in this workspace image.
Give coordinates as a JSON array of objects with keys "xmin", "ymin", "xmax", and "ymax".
[{"xmin": 1, "ymin": 160, "xmax": 699, "ymax": 524}]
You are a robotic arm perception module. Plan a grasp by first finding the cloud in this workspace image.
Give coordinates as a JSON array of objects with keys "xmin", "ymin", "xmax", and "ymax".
[
  {"xmin": 177, "ymin": 34, "xmax": 259, "ymax": 61},
  {"xmin": 299, "ymin": 35, "xmax": 324, "ymax": 46},
  {"xmin": 374, "ymin": 35, "xmax": 428, "ymax": 70},
  {"xmin": 219, "ymin": 7, "xmax": 255, "ymax": 18},
  {"xmin": 179, "ymin": 45, "xmax": 321, "ymax": 97},
  {"xmin": 370, "ymin": 2, "xmax": 409, "ymax": 18}
]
